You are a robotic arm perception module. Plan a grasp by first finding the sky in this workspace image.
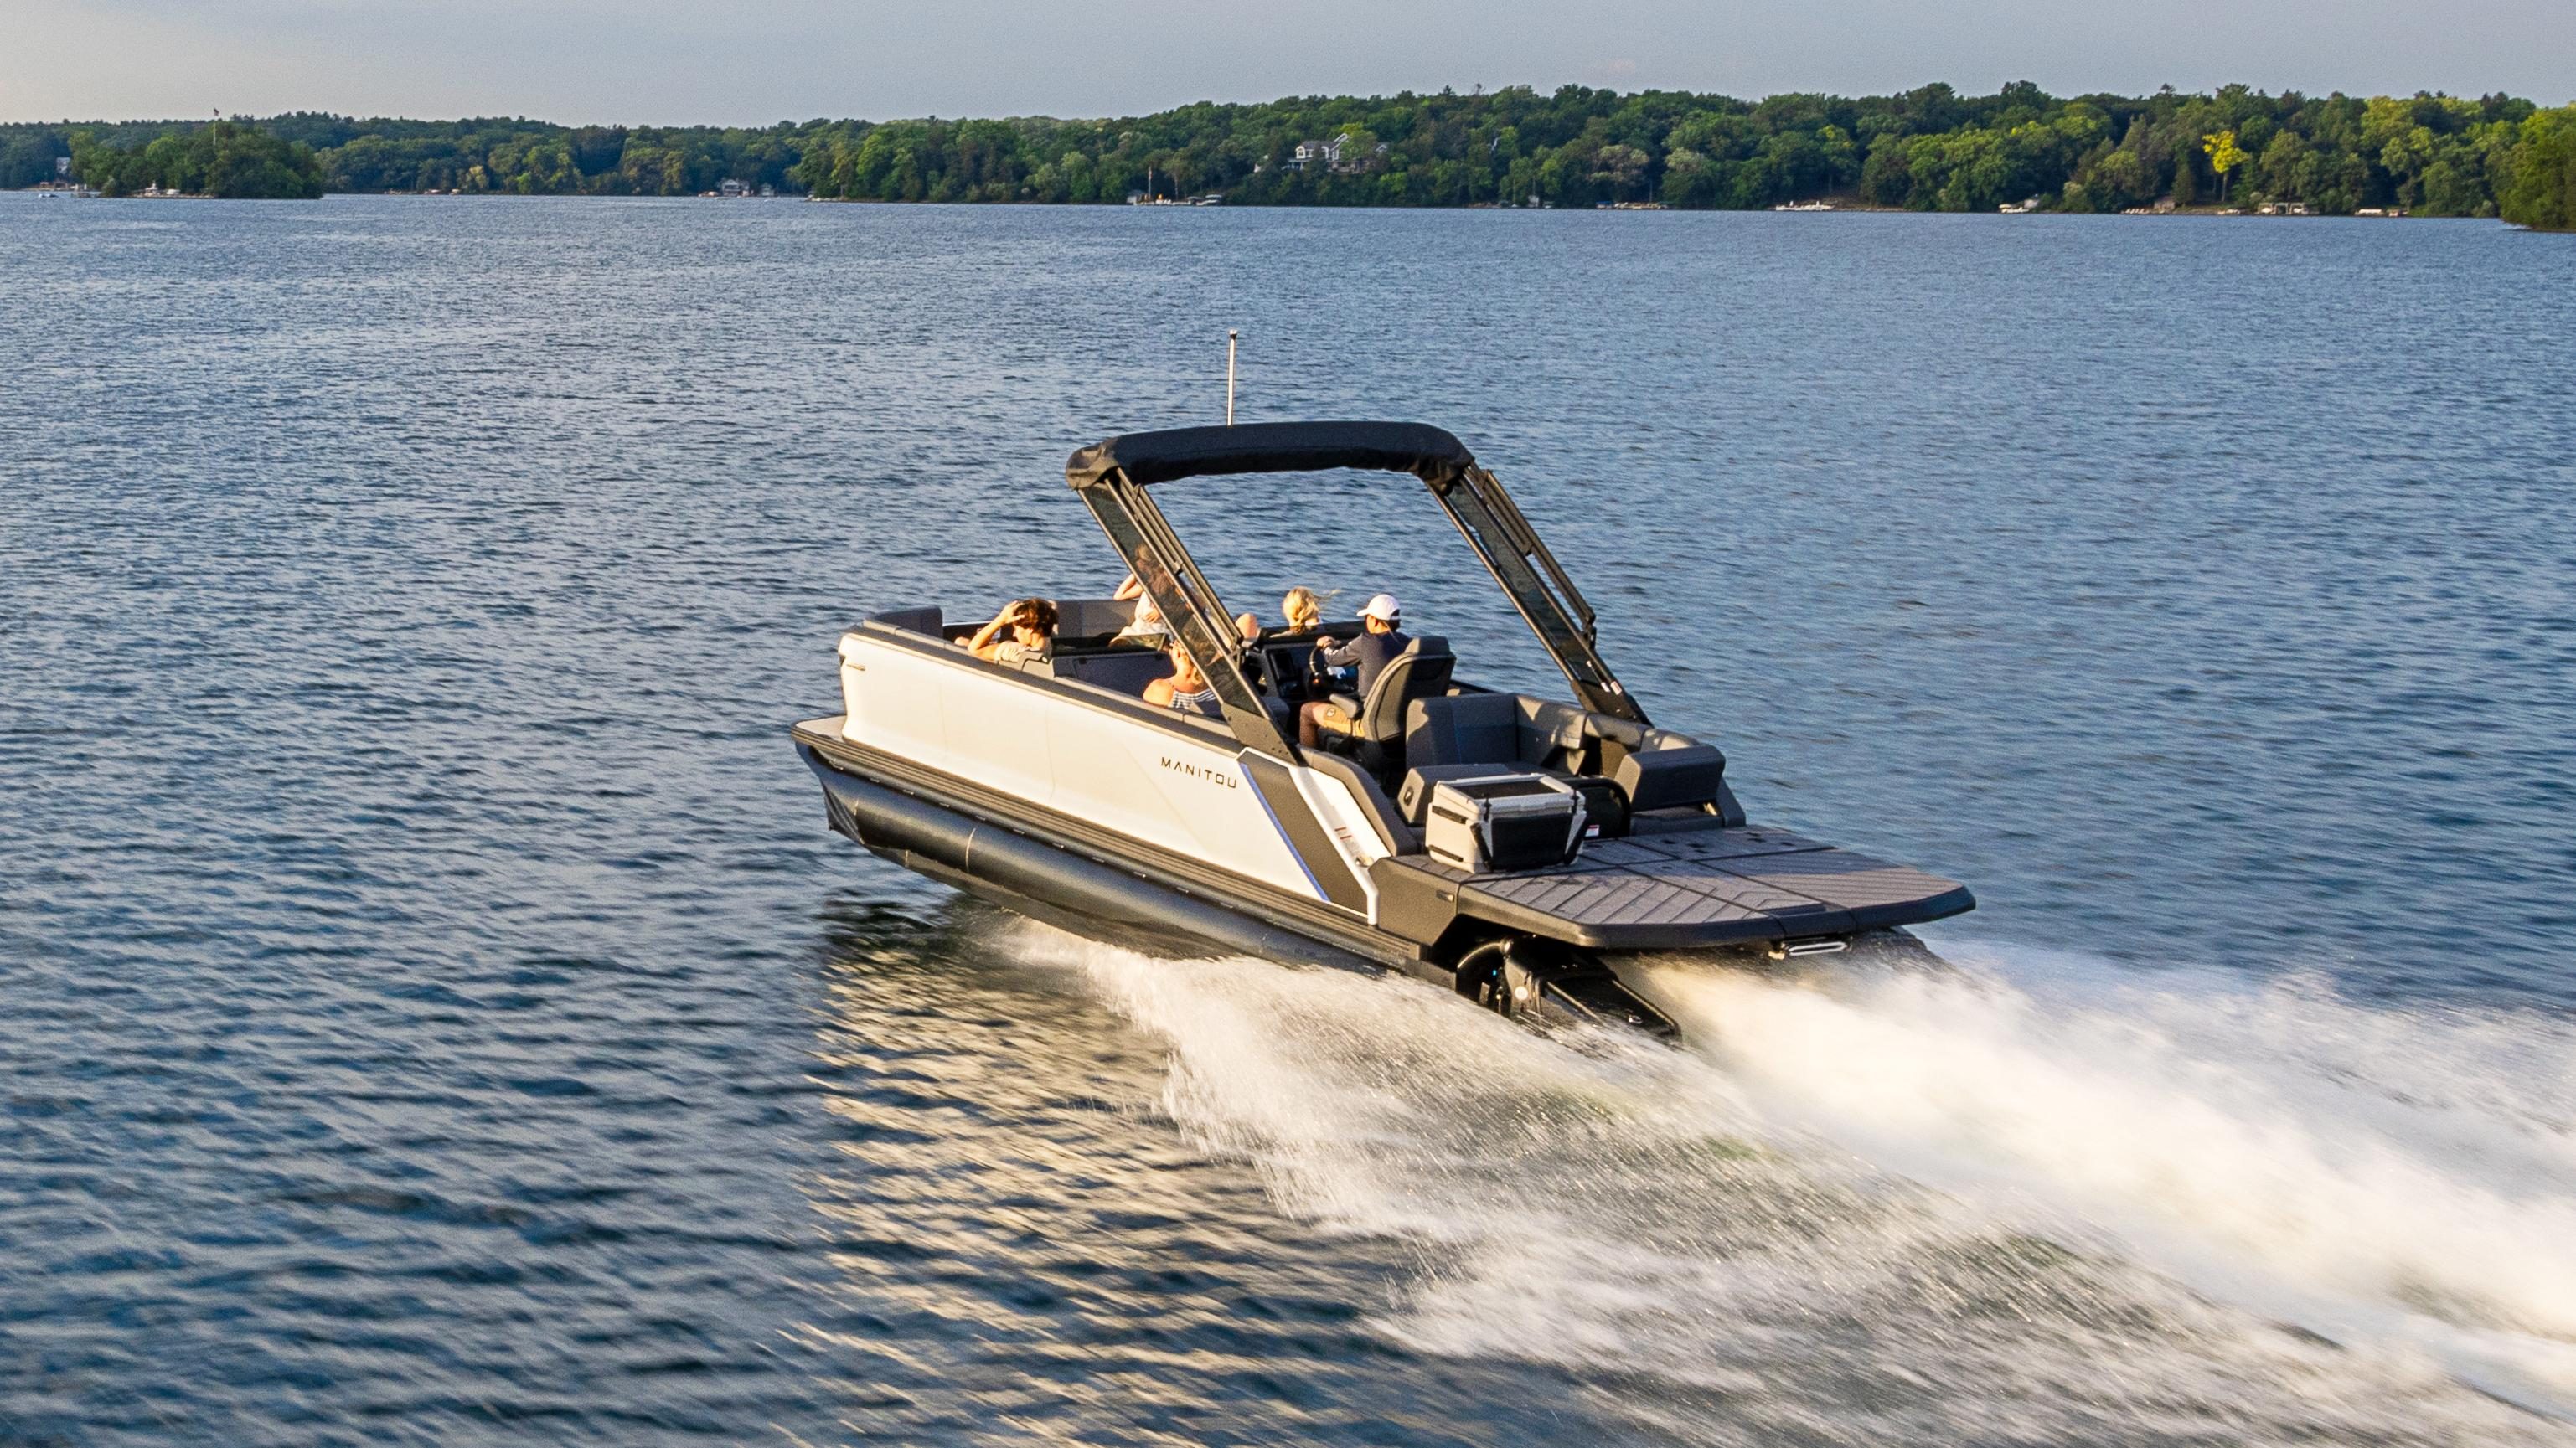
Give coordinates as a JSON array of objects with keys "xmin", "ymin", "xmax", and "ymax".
[{"xmin": 6, "ymin": 0, "xmax": 2571, "ymax": 124}]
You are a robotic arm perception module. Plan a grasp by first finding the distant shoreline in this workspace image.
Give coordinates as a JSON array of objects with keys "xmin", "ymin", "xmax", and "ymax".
[
  {"xmin": 14, "ymin": 187, "xmax": 2492, "ymax": 224},
  {"xmin": 9, "ymin": 86, "xmax": 2571, "ymax": 228}
]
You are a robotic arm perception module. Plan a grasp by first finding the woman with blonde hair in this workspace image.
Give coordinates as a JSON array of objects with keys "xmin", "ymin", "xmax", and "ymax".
[{"xmin": 1236, "ymin": 585, "xmax": 1329, "ymax": 642}]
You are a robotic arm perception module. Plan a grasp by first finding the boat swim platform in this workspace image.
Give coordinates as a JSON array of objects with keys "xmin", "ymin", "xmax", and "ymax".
[{"xmin": 1381, "ymin": 824, "xmax": 1975, "ymax": 951}]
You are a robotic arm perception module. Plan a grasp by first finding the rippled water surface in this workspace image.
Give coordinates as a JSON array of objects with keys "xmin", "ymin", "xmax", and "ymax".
[{"xmin": 4, "ymin": 194, "xmax": 2575, "ymax": 1445}]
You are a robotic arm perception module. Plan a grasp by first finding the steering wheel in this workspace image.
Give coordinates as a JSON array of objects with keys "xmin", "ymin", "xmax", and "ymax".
[{"xmin": 1305, "ymin": 637, "xmax": 1345, "ymax": 695}]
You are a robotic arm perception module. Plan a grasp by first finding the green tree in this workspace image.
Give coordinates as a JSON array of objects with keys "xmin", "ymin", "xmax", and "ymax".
[
  {"xmin": 2501, "ymin": 106, "xmax": 2576, "ymax": 229},
  {"xmin": 8, "ymin": 85, "xmax": 2557, "ymax": 218},
  {"xmin": 1590, "ymin": 142, "xmax": 1650, "ymax": 199}
]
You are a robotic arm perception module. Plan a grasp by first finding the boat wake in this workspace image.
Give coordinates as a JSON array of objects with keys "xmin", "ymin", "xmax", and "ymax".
[{"xmin": 998, "ymin": 923, "xmax": 2576, "ymax": 1445}]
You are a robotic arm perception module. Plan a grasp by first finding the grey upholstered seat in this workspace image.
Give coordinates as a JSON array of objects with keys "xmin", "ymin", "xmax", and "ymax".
[
  {"xmin": 1055, "ymin": 649, "xmax": 1173, "ymax": 698},
  {"xmin": 867, "ymin": 606, "xmax": 944, "ymax": 636},
  {"xmin": 1331, "ymin": 637, "xmax": 1453, "ymax": 773},
  {"xmin": 1405, "ymin": 691, "xmax": 1524, "ymax": 768}
]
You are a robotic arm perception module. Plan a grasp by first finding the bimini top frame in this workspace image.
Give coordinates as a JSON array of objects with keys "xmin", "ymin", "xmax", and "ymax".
[{"xmin": 1066, "ymin": 420, "xmax": 1648, "ymax": 760}]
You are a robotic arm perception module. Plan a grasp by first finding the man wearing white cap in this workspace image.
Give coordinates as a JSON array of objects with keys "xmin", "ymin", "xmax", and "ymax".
[{"xmin": 1298, "ymin": 592, "xmax": 1410, "ymax": 748}]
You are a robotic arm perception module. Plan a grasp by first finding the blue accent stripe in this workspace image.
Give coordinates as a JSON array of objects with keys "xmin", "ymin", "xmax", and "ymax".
[{"xmin": 1242, "ymin": 753, "xmax": 1370, "ymax": 911}]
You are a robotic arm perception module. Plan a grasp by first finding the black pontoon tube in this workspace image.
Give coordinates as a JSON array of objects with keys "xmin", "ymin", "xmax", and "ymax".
[{"xmin": 802, "ymin": 744, "xmax": 1391, "ymax": 976}]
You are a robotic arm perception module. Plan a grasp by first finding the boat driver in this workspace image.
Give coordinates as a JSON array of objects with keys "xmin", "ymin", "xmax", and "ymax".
[
  {"xmin": 1297, "ymin": 593, "xmax": 1408, "ymax": 748},
  {"xmin": 967, "ymin": 598, "xmax": 1058, "ymax": 667}
]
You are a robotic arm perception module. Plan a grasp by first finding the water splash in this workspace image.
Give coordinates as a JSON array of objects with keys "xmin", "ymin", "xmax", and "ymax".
[
  {"xmin": 1648, "ymin": 942, "xmax": 2576, "ymax": 1412},
  {"xmin": 999, "ymin": 922, "xmax": 2576, "ymax": 1445}
]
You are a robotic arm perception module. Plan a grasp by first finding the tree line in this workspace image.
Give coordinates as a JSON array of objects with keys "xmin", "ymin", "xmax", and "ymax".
[
  {"xmin": 7, "ymin": 84, "xmax": 2573, "ymax": 227},
  {"xmin": 46, "ymin": 120, "xmax": 328, "ymax": 198}
]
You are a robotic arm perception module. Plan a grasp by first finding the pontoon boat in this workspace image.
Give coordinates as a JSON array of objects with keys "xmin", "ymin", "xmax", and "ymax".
[{"xmin": 792, "ymin": 422, "xmax": 1971, "ymax": 1035}]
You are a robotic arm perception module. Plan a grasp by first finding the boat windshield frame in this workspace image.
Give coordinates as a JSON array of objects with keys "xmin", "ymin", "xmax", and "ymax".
[{"xmin": 1066, "ymin": 421, "xmax": 1648, "ymax": 760}]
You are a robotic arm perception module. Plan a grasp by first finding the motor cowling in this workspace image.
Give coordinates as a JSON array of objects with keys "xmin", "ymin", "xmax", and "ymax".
[{"xmin": 1461, "ymin": 936, "xmax": 1675, "ymax": 1037}]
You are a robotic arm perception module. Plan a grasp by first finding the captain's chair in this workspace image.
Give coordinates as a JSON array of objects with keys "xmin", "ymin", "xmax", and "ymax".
[{"xmin": 1319, "ymin": 636, "xmax": 1453, "ymax": 775}]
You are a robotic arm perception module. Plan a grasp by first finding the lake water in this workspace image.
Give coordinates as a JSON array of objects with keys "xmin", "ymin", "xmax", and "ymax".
[{"xmin": 4, "ymin": 193, "xmax": 2575, "ymax": 1445}]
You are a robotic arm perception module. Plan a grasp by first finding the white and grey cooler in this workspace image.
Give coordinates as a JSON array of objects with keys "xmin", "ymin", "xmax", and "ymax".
[{"xmin": 1421, "ymin": 774, "xmax": 1587, "ymax": 873}]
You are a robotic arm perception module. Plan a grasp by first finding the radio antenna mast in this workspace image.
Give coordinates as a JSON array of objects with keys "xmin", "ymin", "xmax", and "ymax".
[{"xmin": 1226, "ymin": 330, "xmax": 1238, "ymax": 426}]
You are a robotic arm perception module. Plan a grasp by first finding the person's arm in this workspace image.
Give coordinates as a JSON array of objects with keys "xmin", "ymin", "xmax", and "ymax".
[
  {"xmin": 1112, "ymin": 572, "xmax": 1144, "ymax": 602},
  {"xmin": 1314, "ymin": 634, "xmax": 1361, "ymax": 667},
  {"xmin": 1143, "ymin": 675, "xmax": 1174, "ymax": 706},
  {"xmin": 966, "ymin": 606, "xmax": 1016, "ymax": 661}
]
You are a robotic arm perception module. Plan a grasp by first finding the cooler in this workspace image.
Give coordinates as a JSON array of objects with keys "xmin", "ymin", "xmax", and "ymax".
[{"xmin": 1423, "ymin": 774, "xmax": 1587, "ymax": 873}]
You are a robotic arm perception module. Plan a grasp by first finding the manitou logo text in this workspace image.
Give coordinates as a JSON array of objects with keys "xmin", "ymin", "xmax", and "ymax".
[{"xmin": 1159, "ymin": 756, "xmax": 1239, "ymax": 789}]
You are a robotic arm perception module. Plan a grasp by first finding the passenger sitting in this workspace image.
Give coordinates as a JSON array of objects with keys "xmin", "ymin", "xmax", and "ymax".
[
  {"xmin": 967, "ymin": 597, "xmax": 1057, "ymax": 667},
  {"xmin": 1236, "ymin": 585, "xmax": 1326, "ymax": 643},
  {"xmin": 1143, "ymin": 642, "xmax": 1222, "ymax": 718},
  {"xmin": 1112, "ymin": 570, "xmax": 1169, "ymax": 645},
  {"xmin": 1298, "ymin": 592, "xmax": 1408, "ymax": 747}
]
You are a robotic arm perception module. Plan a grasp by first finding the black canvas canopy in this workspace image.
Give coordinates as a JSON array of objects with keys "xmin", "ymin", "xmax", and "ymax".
[
  {"xmin": 1067, "ymin": 417, "xmax": 1645, "ymax": 754},
  {"xmin": 1066, "ymin": 421, "xmax": 1474, "ymax": 492}
]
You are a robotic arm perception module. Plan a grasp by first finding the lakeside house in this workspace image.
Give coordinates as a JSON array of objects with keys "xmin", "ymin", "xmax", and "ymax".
[
  {"xmin": 1283, "ymin": 132, "xmax": 1390, "ymax": 175},
  {"xmin": 1283, "ymin": 137, "xmax": 1340, "ymax": 172}
]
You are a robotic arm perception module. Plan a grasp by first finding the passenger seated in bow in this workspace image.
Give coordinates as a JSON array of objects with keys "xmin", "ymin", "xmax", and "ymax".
[
  {"xmin": 1298, "ymin": 593, "xmax": 1409, "ymax": 747},
  {"xmin": 1143, "ymin": 642, "xmax": 1223, "ymax": 718},
  {"xmin": 966, "ymin": 597, "xmax": 1057, "ymax": 667},
  {"xmin": 1236, "ymin": 585, "xmax": 1326, "ymax": 643},
  {"xmin": 1112, "ymin": 570, "xmax": 1169, "ymax": 646}
]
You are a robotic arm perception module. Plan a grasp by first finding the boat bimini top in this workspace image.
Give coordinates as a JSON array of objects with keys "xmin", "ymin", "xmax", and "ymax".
[
  {"xmin": 1067, "ymin": 420, "xmax": 1642, "ymax": 759},
  {"xmin": 792, "ymin": 420, "xmax": 1974, "ymax": 1035}
]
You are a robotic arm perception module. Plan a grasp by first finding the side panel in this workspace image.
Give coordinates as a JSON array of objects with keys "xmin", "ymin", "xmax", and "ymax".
[
  {"xmin": 836, "ymin": 631, "xmax": 1328, "ymax": 903},
  {"xmin": 1289, "ymin": 766, "xmax": 1391, "ymax": 917}
]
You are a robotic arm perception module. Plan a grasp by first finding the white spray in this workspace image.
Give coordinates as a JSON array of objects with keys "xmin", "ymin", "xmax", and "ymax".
[{"xmin": 999, "ymin": 923, "xmax": 2576, "ymax": 1444}]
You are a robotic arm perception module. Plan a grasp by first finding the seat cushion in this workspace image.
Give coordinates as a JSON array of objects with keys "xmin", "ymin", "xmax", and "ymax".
[
  {"xmin": 1615, "ymin": 742, "xmax": 1728, "ymax": 812},
  {"xmin": 1056, "ymin": 650, "xmax": 1172, "ymax": 697},
  {"xmin": 1407, "ymin": 693, "xmax": 1522, "ymax": 768},
  {"xmin": 1055, "ymin": 598, "xmax": 1137, "ymax": 639},
  {"xmin": 867, "ymin": 606, "xmax": 943, "ymax": 635}
]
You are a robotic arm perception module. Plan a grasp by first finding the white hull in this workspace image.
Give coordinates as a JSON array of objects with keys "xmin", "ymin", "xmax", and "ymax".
[{"xmin": 836, "ymin": 629, "xmax": 1392, "ymax": 918}]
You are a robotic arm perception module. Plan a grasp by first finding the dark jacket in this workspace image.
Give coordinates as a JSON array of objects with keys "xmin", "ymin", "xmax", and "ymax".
[{"xmin": 1318, "ymin": 627, "xmax": 1409, "ymax": 698}]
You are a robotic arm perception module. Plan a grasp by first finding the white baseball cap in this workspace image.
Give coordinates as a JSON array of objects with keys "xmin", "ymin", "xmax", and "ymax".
[{"xmin": 1360, "ymin": 593, "xmax": 1402, "ymax": 621}]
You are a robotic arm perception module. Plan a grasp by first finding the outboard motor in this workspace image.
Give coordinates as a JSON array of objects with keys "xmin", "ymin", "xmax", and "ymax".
[{"xmin": 1458, "ymin": 936, "xmax": 1675, "ymax": 1038}]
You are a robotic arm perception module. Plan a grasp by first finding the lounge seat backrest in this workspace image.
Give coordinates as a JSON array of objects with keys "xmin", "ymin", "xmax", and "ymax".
[
  {"xmin": 1616, "ymin": 736, "xmax": 1729, "ymax": 812},
  {"xmin": 868, "ymin": 606, "xmax": 943, "ymax": 636},
  {"xmin": 1405, "ymin": 692, "xmax": 1523, "ymax": 768},
  {"xmin": 1055, "ymin": 598, "xmax": 1137, "ymax": 640},
  {"xmin": 1055, "ymin": 649, "xmax": 1172, "ymax": 698},
  {"xmin": 1516, "ymin": 697, "xmax": 1594, "ymax": 760},
  {"xmin": 1355, "ymin": 637, "xmax": 1453, "ymax": 745}
]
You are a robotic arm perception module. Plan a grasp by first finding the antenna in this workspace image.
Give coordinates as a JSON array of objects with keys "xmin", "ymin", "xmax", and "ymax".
[{"xmin": 1226, "ymin": 330, "xmax": 1238, "ymax": 426}]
